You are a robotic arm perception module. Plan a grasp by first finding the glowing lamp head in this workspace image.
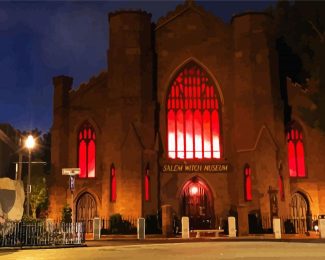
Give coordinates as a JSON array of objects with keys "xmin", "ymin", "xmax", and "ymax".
[
  {"xmin": 190, "ymin": 185, "xmax": 198, "ymax": 195},
  {"xmin": 314, "ymin": 225, "xmax": 319, "ymax": 232},
  {"xmin": 25, "ymin": 135, "xmax": 35, "ymax": 150}
]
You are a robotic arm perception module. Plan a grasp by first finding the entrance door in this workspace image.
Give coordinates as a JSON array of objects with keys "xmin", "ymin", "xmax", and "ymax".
[
  {"xmin": 181, "ymin": 178, "xmax": 213, "ymax": 229},
  {"xmin": 76, "ymin": 192, "xmax": 97, "ymax": 233},
  {"xmin": 290, "ymin": 192, "xmax": 310, "ymax": 233}
]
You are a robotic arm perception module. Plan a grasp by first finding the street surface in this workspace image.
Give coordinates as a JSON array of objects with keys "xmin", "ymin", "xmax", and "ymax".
[{"xmin": 1, "ymin": 241, "xmax": 325, "ymax": 259}]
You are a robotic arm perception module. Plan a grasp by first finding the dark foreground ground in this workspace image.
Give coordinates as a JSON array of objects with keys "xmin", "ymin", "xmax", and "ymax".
[{"xmin": 1, "ymin": 237, "xmax": 325, "ymax": 260}]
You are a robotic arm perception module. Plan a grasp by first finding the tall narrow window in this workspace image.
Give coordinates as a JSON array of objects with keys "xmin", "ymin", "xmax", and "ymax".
[
  {"xmin": 167, "ymin": 62, "xmax": 222, "ymax": 159},
  {"xmin": 110, "ymin": 164, "xmax": 116, "ymax": 202},
  {"xmin": 144, "ymin": 164, "xmax": 150, "ymax": 201},
  {"xmin": 78, "ymin": 122, "xmax": 96, "ymax": 178},
  {"xmin": 244, "ymin": 165, "xmax": 252, "ymax": 201},
  {"xmin": 287, "ymin": 122, "xmax": 306, "ymax": 177}
]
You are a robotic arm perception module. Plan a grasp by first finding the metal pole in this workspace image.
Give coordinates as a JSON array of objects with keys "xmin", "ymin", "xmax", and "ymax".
[
  {"xmin": 17, "ymin": 152, "xmax": 23, "ymax": 180},
  {"xmin": 72, "ymin": 190, "xmax": 74, "ymax": 224},
  {"xmin": 72, "ymin": 190, "xmax": 75, "ymax": 243},
  {"xmin": 27, "ymin": 150, "xmax": 31, "ymax": 217}
]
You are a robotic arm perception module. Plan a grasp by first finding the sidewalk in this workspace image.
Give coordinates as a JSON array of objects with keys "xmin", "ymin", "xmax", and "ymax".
[
  {"xmin": 85, "ymin": 232, "xmax": 325, "ymax": 247},
  {"xmin": 1, "ymin": 232, "xmax": 323, "ymax": 250}
]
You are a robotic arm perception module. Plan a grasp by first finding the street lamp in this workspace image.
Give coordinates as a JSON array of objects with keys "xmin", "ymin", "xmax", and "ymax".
[{"xmin": 25, "ymin": 135, "xmax": 35, "ymax": 217}]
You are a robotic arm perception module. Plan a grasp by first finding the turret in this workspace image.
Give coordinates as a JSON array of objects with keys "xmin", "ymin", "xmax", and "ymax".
[
  {"xmin": 51, "ymin": 75, "xmax": 73, "ymax": 182},
  {"xmin": 232, "ymin": 12, "xmax": 278, "ymax": 147},
  {"xmin": 107, "ymin": 10, "xmax": 153, "ymax": 101},
  {"xmin": 53, "ymin": 75, "xmax": 73, "ymax": 111}
]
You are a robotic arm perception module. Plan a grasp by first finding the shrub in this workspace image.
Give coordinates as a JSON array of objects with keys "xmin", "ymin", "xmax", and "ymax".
[
  {"xmin": 61, "ymin": 205, "xmax": 72, "ymax": 223},
  {"xmin": 145, "ymin": 214, "xmax": 161, "ymax": 234},
  {"xmin": 109, "ymin": 214, "xmax": 136, "ymax": 234}
]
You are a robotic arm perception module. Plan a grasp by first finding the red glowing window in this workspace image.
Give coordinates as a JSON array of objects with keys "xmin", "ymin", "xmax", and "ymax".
[
  {"xmin": 110, "ymin": 164, "xmax": 116, "ymax": 202},
  {"xmin": 167, "ymin": 62, "xmax": 221, "ymax": 159},
  {"xmin": 287, "ymin": 123, "xmax": 306, "ymax": 177},
  {"xmin": 78, "ymin": 122, "xmax": 96, "ymax": 178},
  {"xmin": 144, "ymin": 165, "xmax": 150, "ymax": 201},
  {"xmin": 244, "ymin": 165, "xmax": 252, "ymax": 201}
]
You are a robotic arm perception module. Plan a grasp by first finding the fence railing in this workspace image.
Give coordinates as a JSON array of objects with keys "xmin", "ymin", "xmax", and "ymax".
[
  {"xmin": 101, "ymin": 216, "xmax": 137, "ymax": 230},
  {"xmin": 0, "ymin": 221, "xmax": 85, "ymax": 247},
  {"xmin": 259, "ymin": 215, "xmax": 319, "ymax": 234}
]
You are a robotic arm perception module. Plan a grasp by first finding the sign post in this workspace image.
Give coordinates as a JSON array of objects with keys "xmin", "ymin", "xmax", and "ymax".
[
  {"xmin": 62, "ymin": 168, "xmax": 80, "ymax": 239},
  {"xmin": 273, "ymin": 218, "xmax": 281, "ymax": 239},
  {"xmin": 181, "ymin": 217, "xmax": 189, "ymax": 239},
  {"xmin": 319, "ymin": 215, "xmax": 325, "ymax": 239},
  {"xmin": 137, "ymin": 218, "xmax": 145, "ymax": 240},
  {"xmin": 93, "ymin": 217, "xmax": 101, "ymax": 240},
  {"xmin": 228, "ymin": 216, "xmax": 236, "ymax": 237}
]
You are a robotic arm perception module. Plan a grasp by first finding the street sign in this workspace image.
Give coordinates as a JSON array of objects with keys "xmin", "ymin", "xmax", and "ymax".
[{"xmin": 62, "ymin": 168, "xmax": 80, "ymax": 176}]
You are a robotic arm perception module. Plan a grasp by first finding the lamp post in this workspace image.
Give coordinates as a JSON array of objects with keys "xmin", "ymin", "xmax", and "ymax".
[{"xmin": 25, "ymin": 135, "xmax": 35, "ymax": 217}]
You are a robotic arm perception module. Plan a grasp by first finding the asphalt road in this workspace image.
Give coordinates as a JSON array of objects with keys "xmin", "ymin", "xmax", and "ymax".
[{"xmin": 1, "ymin": 241, "xmax": 325, "ymax": 259}]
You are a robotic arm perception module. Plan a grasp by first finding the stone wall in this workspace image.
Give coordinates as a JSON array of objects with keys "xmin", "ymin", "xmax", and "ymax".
[{"xmin": 0, "ymin": 178, "xmax": 25, "ymax": 222}]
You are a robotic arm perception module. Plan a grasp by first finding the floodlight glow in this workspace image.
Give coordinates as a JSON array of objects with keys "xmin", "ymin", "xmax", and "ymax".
[
  {"xmin": 190, "ymin": 186, "xmax": 198, "ymax": 195},
  {"xmin": 25, "ymin": 135, "xmax": 35, "ymax": 150}
]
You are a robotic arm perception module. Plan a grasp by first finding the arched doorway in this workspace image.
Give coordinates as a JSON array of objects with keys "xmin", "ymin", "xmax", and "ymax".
[
  {"xmin": 181, "ymin": 177, "xmax": 214, "ymax": 229},
  {"xmin": 290, "ymin": 192, "xmax": 311, "ymax": 233},
  {"xmin": 76, "ymin": 192, "xmax": 97, "ymax": 233}
]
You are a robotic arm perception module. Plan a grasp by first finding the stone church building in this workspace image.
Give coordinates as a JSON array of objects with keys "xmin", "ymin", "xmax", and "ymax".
[{"xmin": 48, "ymin": 1, "xmax": 325, "ymax": 234}]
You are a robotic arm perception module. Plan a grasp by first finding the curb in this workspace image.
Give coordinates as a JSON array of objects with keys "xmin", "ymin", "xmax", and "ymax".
[{"xmin": 0, "ymin": 244, "xmax": 87, "ymax": 250}]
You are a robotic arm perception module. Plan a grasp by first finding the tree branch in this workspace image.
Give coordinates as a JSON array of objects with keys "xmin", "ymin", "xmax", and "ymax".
[{"xmin": 308, "ymin": 20, "xmax": 324, "ymax": 43}]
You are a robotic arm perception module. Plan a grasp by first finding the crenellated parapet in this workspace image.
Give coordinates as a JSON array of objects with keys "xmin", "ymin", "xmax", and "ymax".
[{"xmin": 69, "ymin": 70, "xmax": 107, "ymax": 100}]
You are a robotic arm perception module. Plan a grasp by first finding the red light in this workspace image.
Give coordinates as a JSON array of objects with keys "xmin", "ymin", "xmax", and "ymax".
[
  {"xmin": 166, "ymin": 63, "xmax": 221, "ymax": 159},
  {"xmin": 190, "ymin": 185, "xmax": 198, "ymax": 195},
  {"xmin": 79, "ymin": 141, "xmax": 86, "ymax": 178},
  {"xmin": 145, "ymin": 174, "xmax": 150, "ymax": 201},
  {"xmin": 78, "ymin": 124, "xmax": 96, "ymax": 178},
  {"xmin": 287, "ymin": 126, "xmax": 305, "ymax": 178},
  {"xmin": 245, "ymin": 166, "xmax": 252, "ymax": 201},
  {"xmin": 111, "ymin": 166, "xmax": 116, "ymax": 202}
]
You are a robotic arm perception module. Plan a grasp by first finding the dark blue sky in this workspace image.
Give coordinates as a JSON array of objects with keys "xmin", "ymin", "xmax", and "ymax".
[{"xmin": 0, "ymin": 1, "xmax": 275, "ymax": 132}]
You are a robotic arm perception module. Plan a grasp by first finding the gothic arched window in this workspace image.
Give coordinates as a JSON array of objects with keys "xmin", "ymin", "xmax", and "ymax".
[
  {"xmin": 110, "ymin": 164, "xmax": 116, "ymax": 202},
  {"xmin": 244, "ymin": 165, "xmax": 252, "ymax": 201},
  {"xmin": 167, "ymin": 62, "xmax": 221, "ymax": 159},
  {"xmin": 144, "ymin": 164, "xmax": 150, "ymax": 201},
  {"xmin": 78, "ymin": 122, "xmax": 96, "ymax": 178},
  {"xmin": 287, "ymin": 122, "xmax": 306, "ymax": 177}
]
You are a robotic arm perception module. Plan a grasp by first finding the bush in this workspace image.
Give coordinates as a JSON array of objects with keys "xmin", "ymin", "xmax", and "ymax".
[
  {"xmin": 109, "ymin": 214, "xmax": 136, "ymax": 234},
  {"xmin": 101, "ymin": 228, "xmax": 110, "ymax": 235},
  {"xmin": 21, "ymin": 215, "xmax": 39, "ymax": 223},
  {"xmin": 284, "ymin": 220, "xmax": 296, "ymax": 234},
  {"xmin": 145, "ymin": 214, "xmax": 161, "ymax": 234},
  {"xmin": 61, "ymin": 205, "xmax": 72, "ymax": 223}
]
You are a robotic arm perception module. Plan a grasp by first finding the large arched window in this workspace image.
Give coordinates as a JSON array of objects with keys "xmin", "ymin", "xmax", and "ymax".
[
  {"xmin": 287, "ymin": 122, "xmax": 306, "ymax": 177},
  {"xmin": 167, "ymin": 62, "xmax": 221, "ymax": 159},
  {"xmin": 244, "ymin": 165, "xmax": 252, "ymax": 201},
  {"xmin": 78, "ymin": 122, "xmax": 96, "ymax": 178}
]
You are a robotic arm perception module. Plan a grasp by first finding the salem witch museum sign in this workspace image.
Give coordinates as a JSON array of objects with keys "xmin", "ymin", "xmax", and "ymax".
[{"xmin": 162, "ymin": 162, "xmax": 231, "ymax": 173}]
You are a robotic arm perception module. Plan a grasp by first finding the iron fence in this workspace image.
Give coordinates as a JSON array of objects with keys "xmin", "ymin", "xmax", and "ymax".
[
  {"xmin": 258, "ymin": 215, "xmax": 319, "ymax": 234},
  {"xmin": 0, "ymin": 221, "xmax": 85, "ymax": 247}
]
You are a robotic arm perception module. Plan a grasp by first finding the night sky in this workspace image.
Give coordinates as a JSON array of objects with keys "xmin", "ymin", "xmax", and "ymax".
[{"xmin": 0, "ymin": 1, "xmax": 274, "ymax": 132}]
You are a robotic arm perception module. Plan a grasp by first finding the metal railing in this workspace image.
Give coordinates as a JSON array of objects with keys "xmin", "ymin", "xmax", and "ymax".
[
  {"xmin": 0, "ymin": 221, "xmax": 85, "ymax": 247},
  {"xmin": 258, "ymin": 215, "xmax": 318, "ymax": 234}
]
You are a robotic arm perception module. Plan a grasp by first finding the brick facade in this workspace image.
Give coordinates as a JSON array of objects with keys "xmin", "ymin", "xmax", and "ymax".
[{"xmin": 48, "ymin": 2, "xmax": 325, "ymax": 233}]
